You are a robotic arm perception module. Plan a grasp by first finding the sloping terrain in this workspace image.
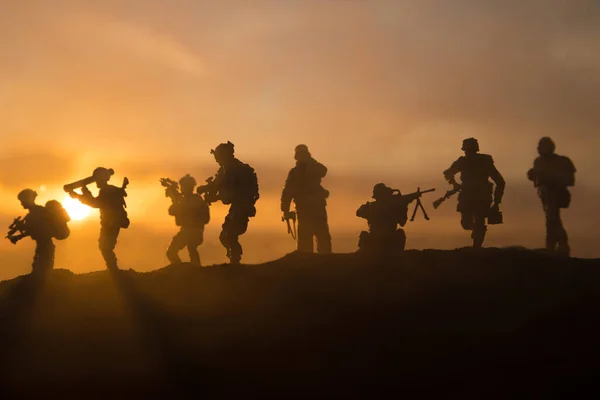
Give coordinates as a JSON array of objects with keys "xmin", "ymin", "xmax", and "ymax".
[{"xmin": 0, "ymin": 248, "xmax": 599, "ymax": 397}]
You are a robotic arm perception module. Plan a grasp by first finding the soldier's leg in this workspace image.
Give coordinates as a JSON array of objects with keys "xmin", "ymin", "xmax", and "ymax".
[
  {"xmin": 99, "ymin": 225, "xmax": 120, "ymax": 270},
  {"xmin": 314, "ymin": 208, "xmax": 332, "ymax": 254},
  {"xmin": 472, "ymin": 210, "xmax": 487, "ymax": 249},
  {"xmin": 296, "ymin": 213, "xmax": 315, "ymax": 253},
  {"xmin": 166, "ymin": 229, "xmax": 186, "ymax": 264},
  {"xmin": 221, "ymin": 212, "xmax": 248, "ymax": 264},
  {"xmin": 32, "ymin": 239, "xmax": 55, "ymax": 275},
  {"xmin": 394, "ymin": 229, "xmax": 407, "ymax": 252},
  {"xmin": 187, "ymin": 228, "xmax": 204, "ymax": 266}
]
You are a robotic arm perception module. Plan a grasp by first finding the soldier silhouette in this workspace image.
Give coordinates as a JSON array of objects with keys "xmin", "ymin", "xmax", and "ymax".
[
  {"xmin": 68, "ymin": 167, "xmax": 130, "ymax": 270},
  {"xmin": 527, "ymin": 137, "xmax": 576, "ymax": 256},
  {"xmin": 356, "ymin": 183, "xmax": 427, "ymax": 255},
  {"xmin": 163, "ymin": 174, "xmax": 210, "ymax": 265},
  {"xmin": 8, "ymin": 189, "xmax": 56, "ymax": 275},
  {"xmin": 199, "ymin": 142, "xmax": 259, "ymax": 264},
  {"xmin": 281, "ymin": 144, "xmax": 332, "ymax": 253},
  {"xmin": 443, "ymin": 138, "xmax": 505, "ymax": 248}
]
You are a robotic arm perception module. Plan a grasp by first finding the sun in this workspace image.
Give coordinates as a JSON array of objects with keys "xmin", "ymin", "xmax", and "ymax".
[{"xmin": 62, "ymin": 194, "xmax": 92, "ymax": 221}]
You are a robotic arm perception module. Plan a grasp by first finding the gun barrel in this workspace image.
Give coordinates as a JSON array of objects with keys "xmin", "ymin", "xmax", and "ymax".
[{"xmin": 420, "ymin": 188, "xmax": 436, "ymax": 194}]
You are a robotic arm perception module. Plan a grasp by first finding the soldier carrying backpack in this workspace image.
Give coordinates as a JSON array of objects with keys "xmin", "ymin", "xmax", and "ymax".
[
  {"xmin": 5, "ymin": 189, "xmax": 71, "ymax": 275},
  {"xmin": 527, "ymin": 137, "xmax": 576, "ymax": 256}
]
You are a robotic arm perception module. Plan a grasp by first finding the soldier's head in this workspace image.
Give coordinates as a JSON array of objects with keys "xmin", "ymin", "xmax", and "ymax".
[
  {"xmin": 372, "ymin": 183, "xmax": 393, "ymax": 200},
  {"xmin": 537, "ymin": 137, "xmax": 556, "ymax": 156},
  {"xmin": 461, "ymin": 138, "xmax": 479, "ymax": 155},
  {"xmin": 93, "ymin": 167, "xmax": 113, "ymax": 188},
  {"xmin": 17, "ymin": 188, "xmax": 38, "ymax": 209},
  {"xmin": 294, "ymin": 144, "xmax": 311, "ymax": 163},
  {"xmin": 211, "ymin": 141, "xmax": 235, "ymax": 167},
  {"xmin": 179, "ymin": 174, "xmax": 197, "ymax": 195}
]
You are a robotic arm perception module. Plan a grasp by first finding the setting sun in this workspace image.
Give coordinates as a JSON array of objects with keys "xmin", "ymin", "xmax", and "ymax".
[{"xmin": 62, "ymin": 195, "xmax": 92, "ymax": 221}]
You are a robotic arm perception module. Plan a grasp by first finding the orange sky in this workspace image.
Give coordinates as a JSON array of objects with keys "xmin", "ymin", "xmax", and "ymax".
[{"xmin": 1, "ymin": 1, "xmax": 599, "ymax": 280}]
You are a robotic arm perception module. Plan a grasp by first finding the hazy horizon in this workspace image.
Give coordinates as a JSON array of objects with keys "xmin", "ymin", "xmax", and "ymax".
[{"xmin": 2, "ymin": 0, "xmax": 599, "ymax": 280}]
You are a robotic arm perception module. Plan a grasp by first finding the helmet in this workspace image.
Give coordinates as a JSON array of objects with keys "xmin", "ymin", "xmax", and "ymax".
[
  {"xmin": 211, "ymin": 141, "xmax": 235, "ymax": 158},
  {"xmin": 295, "ymin": 144, "xmax": 310, "ymax": 154},
  {"xmin": 461, "ymin": 138, "xmax": 479, "ymax": 152},
  {"xmin": 179, "ymin": 174, "xmax": 197, "ymax": 188},
  {"xmin": 92, "ymin": 167, "xmax": 113, "ymax": 182},
  {"xmin": 538, "ymin": 137, "xmax": 556, "ymax": 155},
  {"xmin": 372, "ymin": 183, "xmax": 393, "ymax": 199},
  {"xmin": 17, "ymin": 188, "xmax": 37, "ymax": 203}
]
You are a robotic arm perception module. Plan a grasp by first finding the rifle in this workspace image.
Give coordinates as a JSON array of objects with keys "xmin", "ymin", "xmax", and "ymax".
[
  {"xmin": 282, "ymin": 211, "xmax": 297, "ymax": 240},
  {"xmin": 433, "ymin": 186, "xmax": 460, "ymax": 209},
  {"xmin": 196, "ymin": 177, "xmax": 217, "ymax": 205},
  {"xmin": 160, "ymin": 177, "xmax": 181, "ymax": 201},
  {"xmin": 6, "ymin": 216, "xmax": 27, "ymax": 244},
  {"xmin": 392, "ymin": 187, "xmax": 436, "ymax": 221}
]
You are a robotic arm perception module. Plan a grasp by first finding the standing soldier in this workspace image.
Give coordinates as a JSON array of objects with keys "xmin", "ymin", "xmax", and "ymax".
[
  {"xmin": 161, "ymin": 174, "xmax": 210, "ymax": 265},
  {"xmin": 67, "ymin": 167, "xmax": 130, "ymax": 270},
  {"xmin": 6, "ymin": 190, "xmax": 59, "ymax": 275},
  {"xmin": 527, "ymin": 137, "xmax": 575, "ymax": 256},
  {"xmin": 281, "ymin": 144, "xmax": 332, "ymax": 253},
  {"xmin": 443, "ymin": 138, "xmax": 505, "ymax": 248},
  {"xmin": 199, "ymin": 141, "xmax": 259, "ymax": 264}
]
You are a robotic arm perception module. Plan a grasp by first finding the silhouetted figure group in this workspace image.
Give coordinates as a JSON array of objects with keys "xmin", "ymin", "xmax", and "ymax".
[{"xmin": 6, "ymin": 137, "xmax": 578, "ymax": 275}]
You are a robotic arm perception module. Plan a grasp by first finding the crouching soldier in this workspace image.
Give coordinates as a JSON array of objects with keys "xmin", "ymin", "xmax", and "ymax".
[
  {"xmin": 356, "ymin": 183, "xmax": 424, "ymax": 256},
  {"xmin": 162, "ymin": 174, "xmax": 210, "ymax": 265}
]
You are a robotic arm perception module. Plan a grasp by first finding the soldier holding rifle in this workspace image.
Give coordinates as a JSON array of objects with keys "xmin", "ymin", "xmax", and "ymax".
[{"xmin": 357, "ymin": 184, "xmax": 435, "ymax": 255}]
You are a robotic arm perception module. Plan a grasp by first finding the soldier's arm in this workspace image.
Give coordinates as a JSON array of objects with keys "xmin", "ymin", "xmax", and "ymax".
[
  {"xmin": 76, "ymin": 188, "xmax": 102, "ymax": 208},
  {"xmin": 443, "ymin": 159, "xmax": 461, "ymax": 187},
  {"xmin": 280, "ymin": 170, "xmax": 294, "ymax": 213},
  {"xmin": 311, "ymin": 159, "xmax": 328, "ymax": 179},
  {"xmin": 489, "ymin": 160, "xmax": 505, "ymax": 204}
]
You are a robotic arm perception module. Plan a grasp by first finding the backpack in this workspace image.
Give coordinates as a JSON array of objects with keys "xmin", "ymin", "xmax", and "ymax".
[{"xmin": 45, "ymin": 200, "xmax": 71, "ymax": 240}]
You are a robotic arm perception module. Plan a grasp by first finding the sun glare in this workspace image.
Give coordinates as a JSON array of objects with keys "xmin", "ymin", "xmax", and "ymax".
[{"xmin": 62, "ymin": 195, "xmax": 92, "ymax": 221}]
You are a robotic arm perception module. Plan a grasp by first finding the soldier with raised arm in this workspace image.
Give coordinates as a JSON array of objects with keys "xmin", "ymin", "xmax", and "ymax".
[
  {"xmin": 162, "ymin": 174, "xmax": 210, "ymax": 265},
  {"xmin": 199, "ymin": 142, "xmax": 259, "ymax": 264},
  {"xmin": 281, "ymin": 144, "xmax": 332, "ymax": 253},
  {"xmin": 443, "ymin": 138, "xmax": 505, "ymax": 248},
  {"xmin": 67, "ymin": 167, "xmax": 129, "ymax": 270},
  {"xmin": 527, "ymin": 137, "xmax": 575, "ymax": 256}
]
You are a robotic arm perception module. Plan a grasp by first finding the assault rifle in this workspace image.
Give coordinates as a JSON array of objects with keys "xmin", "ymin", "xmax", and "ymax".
[
  {"xmin": 282, "ymin": 211, "xmax": 297, "ymax": 240},
  {"xmin": 160, "ymin": 178, "xmax": 181, "ymax": 200},
  {"xmin": 433, "ymin": 186, "xmax": 460, "ymax": 209},
  {"xmin": 196, "ymin": 177, "xmax": 217, "ymax": 205},
  {"xmin": 6, "ymin": 216, "xmax": 27, "ymax": 244}
]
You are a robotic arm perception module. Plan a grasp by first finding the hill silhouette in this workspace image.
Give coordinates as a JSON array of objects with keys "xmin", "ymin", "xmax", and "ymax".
[{"xmin": 1, "ymin": 248, "xmax": 599, "ymax": 397}]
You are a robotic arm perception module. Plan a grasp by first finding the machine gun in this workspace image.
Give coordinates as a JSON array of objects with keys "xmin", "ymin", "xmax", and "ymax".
[
  {"xmin": 160, "ymin": 178, "xmax": 181, "ymax": 201},
  {"xmin": 6, "ymin": 216, "xmax": 27, "ymax": 244},
  {"xmin": 392, "ymin": 187, "xmax": 436, "ymax": 221},
  {"xmin": 432, "ymin": 186, "xmax": 460, "ymax": 209},
  {"xmin": 282, "ymin": 211, "xmax": 297, "ymax": 240},
  {"xmin": 196, "ymin": 177, "xmax": 217, "ymax": 205}
]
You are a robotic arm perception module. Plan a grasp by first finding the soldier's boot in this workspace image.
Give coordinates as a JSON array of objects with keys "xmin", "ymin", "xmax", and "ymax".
[
  {"xmin": 472, "ymin": 225, "xmax": 487, "ymax": 249},
  {"xmin": 101, "ymin": 250, "xmax": 120, "ymax": 271},
  {"xmin": 188, "ymin": 246, "xmax": 201, "ymax": 266}
]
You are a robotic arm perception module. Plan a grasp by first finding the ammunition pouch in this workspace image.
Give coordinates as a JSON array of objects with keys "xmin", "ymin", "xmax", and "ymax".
[{"xmin": 557, "ymin": 188, "xmax": 571, "ymax": 209}]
